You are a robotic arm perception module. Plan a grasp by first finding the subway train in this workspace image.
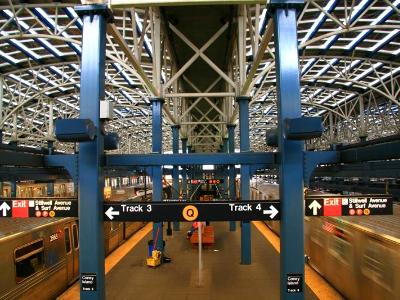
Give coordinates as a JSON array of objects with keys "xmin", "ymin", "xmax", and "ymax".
[
  {"xmin": 0, "ymin": 184, "xmax": 164, "ymax": 300},
  {"xmin": 2, "ymin": 182, "xmax": 75, "ymax": 198},
  {"xmin": 251, "ymin": 183, "xmax": 400, "ymax": 300}
]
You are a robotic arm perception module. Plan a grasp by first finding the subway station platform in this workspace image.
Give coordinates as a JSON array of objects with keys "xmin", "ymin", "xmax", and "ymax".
[{"xmin": 60, "ymin": 222, "xmax": 341, "ymax": 300}]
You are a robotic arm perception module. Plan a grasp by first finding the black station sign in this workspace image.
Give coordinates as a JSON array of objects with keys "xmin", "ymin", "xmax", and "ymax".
[
  {"xmin": 0, "ymin": 198, "xmax": 78, "ymax": 218},
  {"xmin": 287, "ymin": 274, "xmax": 303, "ymax": 293},
  {"xmin": 305, "ymin": 195, "xmax": 392, "ymax": 217},
  {"xmin": 104, "ymin": 200, "xmax": 280, "ymax": 222},
  {"xmin": 81, "ymin": 273, "xmax": 97, "ymax": 292},
  {"xmin": 189, "ymin": 179, "xmax": 224, "ymax": 185}
]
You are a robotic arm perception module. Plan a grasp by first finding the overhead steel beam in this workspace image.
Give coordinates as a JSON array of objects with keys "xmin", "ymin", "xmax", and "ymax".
[
  {"xmin": 107, "ymin": 23, "xmax": 157, "ymax": 95},
  {"xmin": 106, "ymin": 152, "xmax": 276, "ymax": 166},
  {"xmin": 241, "ymin": 19, "xmax": 274, "ymax": 96},
  {"xmin": 0, "ymin": 149, "xmax": 43, "ymax": 167},
  {"xmin": 310, "ymin": 181, "xmax": 400, "ymax": 200},
  {"xmin": 340, "ymin": 140, "xmax": 400, "ymax": 163},
  {"xmin": 313, "ymin": 161, "xmax": 400, "ymax": 179},
  {"xmin": 0, "ymin": 166, "xmax": 69, "ymax": 181},
  {"xmin": 107, "ymin": 23, "xmax": 176, "ymax": 124},
  {"xmin": 109, "ymin": 0, "xmax": 265, "ymax": 8}
]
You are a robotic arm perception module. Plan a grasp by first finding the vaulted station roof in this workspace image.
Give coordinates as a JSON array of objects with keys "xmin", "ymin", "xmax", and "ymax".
[{"xmin": 0, "ymin": 0, "xmax": 398, "ymax": 153}]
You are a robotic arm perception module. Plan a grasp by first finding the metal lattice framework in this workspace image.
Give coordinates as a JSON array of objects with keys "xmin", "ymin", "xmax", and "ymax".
[{"xmin": 0, "ymin": 0, "xmax": 398, "ymax": 153}]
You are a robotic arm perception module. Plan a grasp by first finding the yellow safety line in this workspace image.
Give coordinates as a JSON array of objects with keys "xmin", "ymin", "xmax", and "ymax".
[
  {"xmin": 252, "ymin": 221, "xmax": 343, "ymax": 300},
  {"xmin": 57, "ymin": 223, "xmax": 152, "ymax": 300}
]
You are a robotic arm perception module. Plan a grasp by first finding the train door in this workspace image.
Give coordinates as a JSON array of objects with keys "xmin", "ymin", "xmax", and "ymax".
[
  {"xmin": 72, "ymin": 223, "xmax": 79, "ymax": 279},
  {"xmin": 64, "ymin": 225, "xmax": 74, "ymax": 284},
  {"xmin": 64, "ymin": 222, "xmax": 79, "ymax": 284}
]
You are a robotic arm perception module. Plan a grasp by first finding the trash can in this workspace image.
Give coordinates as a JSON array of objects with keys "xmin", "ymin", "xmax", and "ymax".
[{"xmin": 147, "ymin": 240, "xmax": 165, "ymax": 257}]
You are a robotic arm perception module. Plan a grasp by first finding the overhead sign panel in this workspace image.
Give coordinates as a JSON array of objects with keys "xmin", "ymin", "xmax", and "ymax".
[
  {"xmin": 189, "ymin": 179, "xmax": 224, "ymax": 185},
  {"xmin": 104, "ymin": 200, "xmax": 280, "ymax": 222},
  {"xmin": 109, "ymin": 0, "xmax": 265, "ymax": 9},
  {"xmin": 0, "ymin": 198, "xmax": 78, "ymax": 218},
  {"xmin": 305, "ymin": 195, "xmax": 392, "ymax": 217}
]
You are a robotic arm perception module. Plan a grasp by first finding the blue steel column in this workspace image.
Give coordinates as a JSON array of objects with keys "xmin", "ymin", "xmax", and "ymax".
[
  {"xmin": 76, "ymin": 5, "xmax": 111, "ymax": 300},
  {"xmin": 151, "ymin": 98, "xmax": 164, "ymax": 251},
  {"xmin": 10, "ymin": 181, "xmax": 16, "ymax": 197},
  {"xmin": 227, "ymin": 124, "xmax": 236, "ymax": 231},
  {"xmin": 181, "ymin": 138, "xmax": 188, "ymax": 199},
  {"xmin": 272, "ymin": 1, "xmax": 305, "ymax": 299},
  {"xmin": 172, "ymin": 125, "xmax": 180, "ymax": 230},
  {"xmin": 187, "ymin": 145, "xmax": 193, "ymax": 199},
  {"xmin": 222, "ymin": 138, "xmax": 229, "ymax": 198},
  {"xmin": 237, "ymin": 96, "xmax": 251, "ymax": 264},
  {"xmin": 47, "ymin": 182, "xmax": 54, "ymax": 197}
]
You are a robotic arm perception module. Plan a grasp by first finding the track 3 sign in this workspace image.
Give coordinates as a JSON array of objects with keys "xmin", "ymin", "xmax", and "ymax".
[
  {"xmin": 305, "ymin": 195, "xmax": 392, "ymax": 217},
  {"xmin": 0, "ymin": 198, "xmax": 78, "ymax": 218},
  {"xmin": 104, "ymin": 201, "xmax": 280, "ymax": 222}
]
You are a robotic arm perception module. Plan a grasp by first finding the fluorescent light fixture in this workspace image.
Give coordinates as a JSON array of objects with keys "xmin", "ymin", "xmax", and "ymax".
[{"xmin": 202, "ymin": 165, "xmax": 214, "ymax": 170}]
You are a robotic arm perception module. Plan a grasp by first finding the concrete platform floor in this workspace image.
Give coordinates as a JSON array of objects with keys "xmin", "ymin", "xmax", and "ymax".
[{"xmin": 105, "ymin": 222, "xmax": 318, "ymax": 300}]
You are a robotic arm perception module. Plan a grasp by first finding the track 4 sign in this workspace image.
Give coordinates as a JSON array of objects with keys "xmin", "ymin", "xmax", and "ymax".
[
  {"xmin": 305, "ymin": 195, "xmax": 392, "ymax": 217},
  {"xmin": 103, "ymin": 200, "xmax": 280, "ymax": 222}
]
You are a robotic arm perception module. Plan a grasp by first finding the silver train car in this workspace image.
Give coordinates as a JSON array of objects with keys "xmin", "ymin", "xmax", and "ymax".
[
  {"xmin": 0, "ymin": 185, "xmax": 160, "ymax": 300},
  {"xmin": 252, "ymin": 183, "xmax": 400, "ymax": 300},
  {"xmin": 0, "ymin": 217, "xmax": 79, "ymax": 300},
  {"xmin": 2, "ymin": 182, "xmax": 75, "ymax": 198}
]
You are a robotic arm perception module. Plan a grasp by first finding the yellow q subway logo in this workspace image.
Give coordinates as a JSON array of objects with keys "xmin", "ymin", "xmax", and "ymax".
[{"xmin": 182, "ymin": 205, "xmax": 198, "ymax": 221}]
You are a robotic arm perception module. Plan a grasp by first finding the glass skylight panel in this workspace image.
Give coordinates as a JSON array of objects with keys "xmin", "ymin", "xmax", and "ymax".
[
  {"xmin": 57, "ymin": 98, "xmax": 78, "ymax": 110},
  {"xmin": 320, "ymin": 0, "xmax": 374, "ymax": 49},
  {"xmin": 34, "ymin": 8, "xmax": 81, "ymax": 54},
  {"xmin": 352, "ymin": 62, "xmax": 383, "ymax": 82},
  {"xmin": 29, "ymin": 70, "xmax": 58, "ymax": 87},
  {"xmin": 66, "ymin": 7, "xmax": 83, "ymax": 28},
  {"xmin": 317, "ymin": 90, "xmax": 339, "ymax": 104},
  {"xmin": 259, "ymin": 9, "xmax": 267, "ymax": 34},
  {"xmin": 0, "ymin": 50, "xmax": 19, "ymax": 64},
  {"xmin": 8, "ymin": 74, "xmax": 39, "ymax": 91},
  {"xmin": 369, "ymin": 66, "xmax": 400, "ymax": 86},
  {"xmin": 135, "ymin": 12, "xmax": 153, "ymax": 56},
  {"xmin": 2, "ymin": 9, "xmax": 64, "ymax": 57},
  {"xmin": 369, "ymin": 29, "xmax": 399, "ymax": 51},
  {"xmin": 1, "ymin": 31, "xmax": 41, "ymax": 60},
  {"xmin": 332, "ymin": 93, "xmax": 356, "ymax": 107},
  {"xmin": 50, "ymin": 66, "xmax": 77, "ymax": 83},
  {"xmin": 343, "ymin": 0, "xmax": 400, "ymax": 50},
  {"xmin": 300, "ymin": 0, "xmax": 337, "ymax": 45},
  {"xmin": 301, "ymin": 58, "xmax": 316, "ymax": 75},
  {"xmin": 313, "ymin": 58, "xmax": 338, "ymax": 78},
  {"xmin": 311, "ymin": 88, "xmax": 323, "ymax": 99}
]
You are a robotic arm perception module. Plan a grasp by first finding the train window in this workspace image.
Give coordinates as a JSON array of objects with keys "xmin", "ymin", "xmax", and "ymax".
[
  {"xmin": 361, "ymin": 238, "xmax": 394, "ymax": 291},
  {"xmin": 72, "ymin": 224, "xmax": 79, "ymax": 249},
  {"xmin": 64, "ymin": 227, "xmax": 71, "ymax": 254},
  {"xmin": 111, "ymin": 222, "xmax": 119, "ymax": 231},
  {"xmin": 14, "ymin": 240, "xmax": 44, "ymax": 283}
]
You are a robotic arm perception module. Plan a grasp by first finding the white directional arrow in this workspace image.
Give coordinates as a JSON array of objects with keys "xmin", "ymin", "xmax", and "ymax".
[
  {"xmin": 105, "ymin": 207, "xmax": 120, "ymax": 220},
  {"xmin": 263, "ymin": 205, "xmax": 279, "ymax": 219},
  {"xmin": 0, "ymin": 202, "xmax": 11, "ymax": 217},
  {"xmin": 308, "ymin": 200, "xmax": 322, "ymax": 216}
]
